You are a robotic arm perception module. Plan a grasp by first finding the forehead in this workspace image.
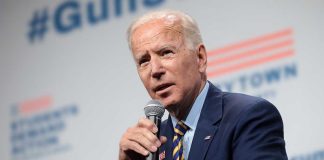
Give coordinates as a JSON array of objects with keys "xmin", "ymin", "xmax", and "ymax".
[{"xmin": 131, "ymin": 19, "xmax": 184, "ymax": 52}]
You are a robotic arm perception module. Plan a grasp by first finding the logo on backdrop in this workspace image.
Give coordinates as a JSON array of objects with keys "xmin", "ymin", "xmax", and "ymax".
[
  {"xmin": 27, "ymin": 0, "xmax": 166, "ymax": 43},
  {"xmin": 207, "ymin": 28, "xmax": 298, "ymax": 99},
  {"xmin": 9, "ymin": 95, "xmax": 78, "ymax": 160}
]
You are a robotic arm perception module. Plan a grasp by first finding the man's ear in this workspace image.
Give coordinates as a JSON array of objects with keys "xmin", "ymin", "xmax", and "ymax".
[{"xmin": 196, "ymin": 44, "xmax": 207, "ymax": 73}]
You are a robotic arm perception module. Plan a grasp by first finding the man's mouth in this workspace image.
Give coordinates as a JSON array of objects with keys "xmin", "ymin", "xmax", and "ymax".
[{"xmin": 153, "ymin": 83, "xmax": 174, "ymax": 93}]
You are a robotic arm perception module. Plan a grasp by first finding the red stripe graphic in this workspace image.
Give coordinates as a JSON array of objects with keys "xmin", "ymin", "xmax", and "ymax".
[
  {"xmin": 208, "ymin": 39, "xmax": 293, "ymax": 66},
  {"xmin": 208, "ymin": 28, "xmax": 293, "ymax": 56},
  {"xmin": 20, "ymin": 95, "xmax": 52, "ymax": 114},
  {"xmin": 207, "ymin": 28, "xmax": 295, "ymax": 78},
  {"xmin": 208, "ymin": 50, "xmax": 294, "ymax": 78}
]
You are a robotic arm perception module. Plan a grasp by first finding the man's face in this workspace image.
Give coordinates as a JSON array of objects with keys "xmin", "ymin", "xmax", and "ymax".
[{"xmin": 131, "ymin": 19, "xmax": 206, "ymax": 112}]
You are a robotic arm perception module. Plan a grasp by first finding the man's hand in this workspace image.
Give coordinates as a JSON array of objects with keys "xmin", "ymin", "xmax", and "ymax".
[{"xmin": 119, "ymin": 117, "xmax": 167, "ymax": 160}]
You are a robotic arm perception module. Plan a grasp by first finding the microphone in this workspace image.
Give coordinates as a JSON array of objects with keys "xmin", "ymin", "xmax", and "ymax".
[{"xmin": 144, "ymin": 100, "xmax": 165, "ymax": 160}]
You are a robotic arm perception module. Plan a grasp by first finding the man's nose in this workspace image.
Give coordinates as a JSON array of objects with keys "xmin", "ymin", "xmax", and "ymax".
[{"xmin": 151, "ymin": 57, "xmax": 165, "ymax": 79}]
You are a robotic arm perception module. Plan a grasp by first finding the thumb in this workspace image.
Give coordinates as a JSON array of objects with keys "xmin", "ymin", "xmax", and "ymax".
[{"xmin": 160, "ymin": 136, "xmax": 167, "ymax": 144}]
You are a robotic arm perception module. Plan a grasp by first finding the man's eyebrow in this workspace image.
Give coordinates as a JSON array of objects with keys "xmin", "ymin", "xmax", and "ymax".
[
  {"xmin": 134, "ymin": 51, "xmax": 148, "ymax": 60},
  {"xmin": 153, "ymin": 45, "xmax": 177, "ymax": 52}
]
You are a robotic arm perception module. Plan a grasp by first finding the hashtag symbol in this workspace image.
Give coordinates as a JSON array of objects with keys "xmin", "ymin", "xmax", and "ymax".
[{"xmin": 28, "ymin": 9, "xmax": 49, "ymax": 43}]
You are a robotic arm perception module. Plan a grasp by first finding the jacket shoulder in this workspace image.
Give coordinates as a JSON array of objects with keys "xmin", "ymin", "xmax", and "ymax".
[{"xmin": 222, "ymin": 92, "xmax": 276, "ymax": 115}]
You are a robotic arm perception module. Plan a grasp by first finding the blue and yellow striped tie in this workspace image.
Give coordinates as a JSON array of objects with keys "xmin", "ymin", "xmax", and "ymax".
[{"xmin": 172, "ymin": 121, "xmax": 188, "ymax": 160}]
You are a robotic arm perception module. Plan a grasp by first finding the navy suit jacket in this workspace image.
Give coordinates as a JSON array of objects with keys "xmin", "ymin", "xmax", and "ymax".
[{"xmin": 159, "ymin": 83, "xmax": 287, "ymax": 160}]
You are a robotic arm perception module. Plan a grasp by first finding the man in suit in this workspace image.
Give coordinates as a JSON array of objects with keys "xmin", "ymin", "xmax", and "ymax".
[{"xmin": 119, "ymin": 10, "xmax": 287, "ymax": 160}]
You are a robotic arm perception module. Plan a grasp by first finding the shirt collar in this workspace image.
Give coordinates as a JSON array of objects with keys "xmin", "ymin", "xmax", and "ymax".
[{"xmin": 171, "ymin": 82, "xmax": 209, "ymax": 130}]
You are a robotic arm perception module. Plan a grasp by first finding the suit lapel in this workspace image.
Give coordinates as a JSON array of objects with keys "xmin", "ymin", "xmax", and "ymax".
[{"xmin": 188, "ymin": 83, "xmax": 223, "ymax": 160}]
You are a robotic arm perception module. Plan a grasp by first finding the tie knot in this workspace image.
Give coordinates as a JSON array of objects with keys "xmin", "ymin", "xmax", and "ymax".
[{"xmin": 174, "ymin": 121, "xmax": 188, "ymax": 136}]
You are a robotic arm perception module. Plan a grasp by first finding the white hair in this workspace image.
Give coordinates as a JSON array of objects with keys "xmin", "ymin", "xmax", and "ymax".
[{"xmin": 127, "ymin": 9, "xmax": 203, "ymax": 51}]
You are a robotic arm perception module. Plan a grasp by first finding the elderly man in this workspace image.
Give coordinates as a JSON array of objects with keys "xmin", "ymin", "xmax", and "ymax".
[{"xmin": 119, "ymin": 10, "xmax": 287, "ymax": 160}]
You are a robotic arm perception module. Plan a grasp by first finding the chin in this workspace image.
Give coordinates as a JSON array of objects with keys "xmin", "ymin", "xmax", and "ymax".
[
  {"xmin": 151, "ymin": 92, "xmax": 181, "ymax": 108},
  {"xmin": 160, "ymin": 97, "xmax": 179, "ymax": 110}
]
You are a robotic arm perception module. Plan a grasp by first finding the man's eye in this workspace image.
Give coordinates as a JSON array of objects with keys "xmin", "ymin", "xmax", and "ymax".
[
  {"xmin": 139, "ymin": 58, "xmax": 149, "ymax": 66},
  {"xmin": 162, "ymin": 50, "xmax": 173, "ymax": 56},
  {"xmin": 137, "ymin": 54, "xmax": 151, "ymax": 66}
]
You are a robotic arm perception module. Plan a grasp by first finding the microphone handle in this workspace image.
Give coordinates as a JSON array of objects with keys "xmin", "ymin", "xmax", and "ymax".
[{"xmin": 146, "ymin": 115, "xmax": 161, "ymax": 160}]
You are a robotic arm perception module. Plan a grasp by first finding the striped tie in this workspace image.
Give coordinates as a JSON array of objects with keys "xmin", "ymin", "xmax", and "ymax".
[{"xmin": 172, "ymin": 121, "xmax": 188, "ymax": 160}]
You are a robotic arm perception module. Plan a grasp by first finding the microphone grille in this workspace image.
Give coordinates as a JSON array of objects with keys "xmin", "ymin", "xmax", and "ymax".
[{"xmin": 144, "ymin": 100, "xmax": 165, "ymax": 118}]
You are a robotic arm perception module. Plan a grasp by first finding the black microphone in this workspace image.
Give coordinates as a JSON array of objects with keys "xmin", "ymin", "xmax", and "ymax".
[{"xmin": 144, "ymin": 100, "xmax": 165, "ymax": 160}]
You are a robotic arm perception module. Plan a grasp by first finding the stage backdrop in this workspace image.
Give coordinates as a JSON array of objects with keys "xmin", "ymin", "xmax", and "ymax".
[{"xmin": 1, "ymin": 0, "xmax": 324, "ymax": 159}]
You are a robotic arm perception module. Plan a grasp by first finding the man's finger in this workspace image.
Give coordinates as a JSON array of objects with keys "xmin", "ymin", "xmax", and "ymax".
[
  {"xmin": 160, "ymin": 136, "xmax": 167, "ymax": 144},
  {"xmin": 126, "ymin": 140, "xmax": 150, "ymax": 156},
  {"xmin": 128, "ymin": 128, "xmax": 160, "ymax": 152},
  {"xmin": 137, "ymin": 117, "xmax": 158, "ymax": 133}
]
